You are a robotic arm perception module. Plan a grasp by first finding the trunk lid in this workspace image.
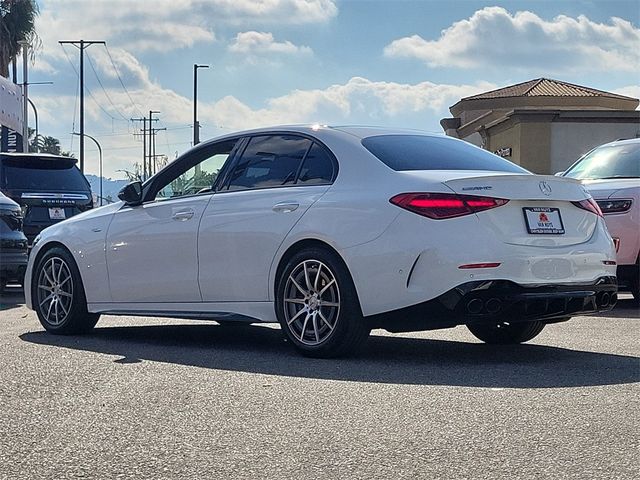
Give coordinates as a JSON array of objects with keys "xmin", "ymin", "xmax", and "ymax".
[{"xmin": 443, "ymin": 174, "xmax": 597, "ymax": 247}]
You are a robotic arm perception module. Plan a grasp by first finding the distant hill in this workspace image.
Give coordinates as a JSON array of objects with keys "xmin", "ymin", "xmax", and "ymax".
[{"xmin": 85, "ymin": 175, "xmax": 129, "ymax": 204}]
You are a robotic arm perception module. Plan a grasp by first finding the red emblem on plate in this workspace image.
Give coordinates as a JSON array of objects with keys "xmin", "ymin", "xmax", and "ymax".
[{"xmin": 539, "ymin": 212, "xmax": 549, "ymax": 222}]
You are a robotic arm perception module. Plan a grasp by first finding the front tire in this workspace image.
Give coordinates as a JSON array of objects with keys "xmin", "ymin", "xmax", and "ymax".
[
  {"xmin": 467, "ymin": 321, "xmax": 545, "ymax": 344},
  {"xmin": 33, "ymin": 247, "xmax": 100, "ymax": 335},
  {"xmin": 276, "ymin": 248, "xmax": 370, "ymax": 358}
]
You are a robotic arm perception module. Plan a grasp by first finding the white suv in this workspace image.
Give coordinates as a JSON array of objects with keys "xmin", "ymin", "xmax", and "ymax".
[{"xmin": 563, "ymin": 138, "xmax": 640, "ymax": 301}]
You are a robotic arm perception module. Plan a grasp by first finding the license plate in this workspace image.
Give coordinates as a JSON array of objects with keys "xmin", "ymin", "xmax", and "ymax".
[
  {"xmin": 523, "ymin": 207, "xmax": 565, "ymax": 234},
  {"xmin": 48, "ymin": 207, "xmax": 66, "ymax": 220}
]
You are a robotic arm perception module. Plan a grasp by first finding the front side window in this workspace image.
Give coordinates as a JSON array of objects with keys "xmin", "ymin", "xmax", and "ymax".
[
  {"xmin": 226, "ymin": 135, "xmax": 312, "ymax": 191},
  {"xmin": 154, "ymin": 140, "xmax": 236, "ymax": 201}
]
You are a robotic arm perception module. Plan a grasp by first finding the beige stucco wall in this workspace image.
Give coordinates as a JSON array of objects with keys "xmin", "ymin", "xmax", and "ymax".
[
  {"xmin": 481, "ymin": 119, "xmax": 638, "ymax": 174},
  {"xmin": 519, "ymin": 122, "xmax": 552, "ymax": 174},
  {"xmin": 464, "ymin": 131, "xmax": 484, "ymax": 147},
  {"xmin": 487, "ymin": 122, "xmax": 551, "ymax": 173}
]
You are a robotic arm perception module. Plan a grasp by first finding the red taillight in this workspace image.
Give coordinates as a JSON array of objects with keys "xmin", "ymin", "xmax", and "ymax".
[
  {"xmin": 389, "ymin": 193, "xmax": 509, "ymax": 219},
  {"xmin": 458, "ymin": 263, "xmax": 501, "ymax": 269},
  {"xmin": 572, "ymin": 198, "xmax": 603, "ymax": 217}
]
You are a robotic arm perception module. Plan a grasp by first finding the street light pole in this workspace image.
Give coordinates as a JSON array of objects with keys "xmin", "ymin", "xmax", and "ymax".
[
  {"xmin": 72, "ymin": 132, "xmax": 103, "ymax": 206},
  {"xmin": 22, "ymin": 81, "xmax": 53, "ymax": 152},
  {"xmin": 27, "ymin": 98, "xmax": 38, "ymax": 152},
  {"xmin": 18, "ymin": 40, "xmax": 29, "ymax": 153},
  {"xmin": 193, "ymin": 64, "xmax": 209, "ymax": 146}
]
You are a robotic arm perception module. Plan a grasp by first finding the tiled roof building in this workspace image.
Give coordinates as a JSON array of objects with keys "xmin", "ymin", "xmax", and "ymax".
[{"xmin": 441, "ymin": 78, "xmax": 639, "ymax": 174}]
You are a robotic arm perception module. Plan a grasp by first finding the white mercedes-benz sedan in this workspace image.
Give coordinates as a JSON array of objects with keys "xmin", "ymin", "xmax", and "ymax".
[{"xmin": 25, "ymin": 125, "xmax": 618, "ymax": 357}]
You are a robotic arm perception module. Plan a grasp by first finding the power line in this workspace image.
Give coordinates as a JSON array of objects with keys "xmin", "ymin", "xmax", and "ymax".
[
  {"xmin": 69, "ymin": 72, "xmax": 79, "ymax": 152},
  {"xmin": 104, "ymin": 44, "xmax": 144, "ymax": 118},
  {"xmin": 85, "ymin": 50, "xmax": 131, "ymax": 122},
  {"xmin": 60, "ymin": 44, "xmax": 121, "ymax": 123}
]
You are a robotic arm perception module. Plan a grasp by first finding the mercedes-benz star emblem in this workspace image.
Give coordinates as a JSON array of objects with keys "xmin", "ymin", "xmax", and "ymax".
[{"xmin": 539, "ymin": 181, "xmax": 552, "ymax": 196}]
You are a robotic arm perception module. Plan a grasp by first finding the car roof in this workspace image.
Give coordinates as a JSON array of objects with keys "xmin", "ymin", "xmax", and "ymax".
[
  {"xmin": 597, "ymin": 137, "xmax": 640, "ymax": 148},
  {"xmin": 200, "ymin": 124, "xmax": 445, "ymax": 145},
  {"xmin": 0, "ymin": 152, "xmax": 78, "ymax": 163}
]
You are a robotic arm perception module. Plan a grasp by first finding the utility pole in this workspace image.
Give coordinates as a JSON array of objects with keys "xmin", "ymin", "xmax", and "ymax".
[
  {"xmin": 131, "ymin": 116, "xmax": 157, "ymax": 181},
  {"xmin": 131, "ymin": 117, "xmax": 146, "ymax": 179},
  {"xmin": 59, "ymin": 40, "xmax": 105, "ymax": 173},
  {"xmin": 149, "ymin": 126, "xmax": 166, "ymax": 174},
  {"xmin": 193, "ymin": 64, "xmax": 209, "ymax": 146},
  {"xmin": 148, "ymin": 110, "xmax": 160, "ymax": 177}
]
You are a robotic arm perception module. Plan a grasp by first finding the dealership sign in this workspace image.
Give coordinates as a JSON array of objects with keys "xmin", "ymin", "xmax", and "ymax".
[
  {"xmin": 494, "ymin": 147, "xmax": 512, "ymax": 158},
  {"xmin": 0, "ymin": 76, "xmax": 24, "ymax": 152}
]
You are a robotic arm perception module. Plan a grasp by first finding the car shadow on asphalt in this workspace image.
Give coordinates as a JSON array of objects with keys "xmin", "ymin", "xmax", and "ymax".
[
  {"xmin": 0, "ymin": 287, "xmax": 25, "ymax": 312},
  {"xmin": 20, "ymin": 321, "xmax": 639, "ymax": 389}
]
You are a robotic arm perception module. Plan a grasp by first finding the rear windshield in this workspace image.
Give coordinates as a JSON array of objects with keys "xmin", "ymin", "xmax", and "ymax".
[
  {"xmin": 362, "ymin": 135, "xmax": 528, "ymax": 173},
  {"xmin": 1, "ymin": 157, "xmax": 89, "ymax": 191},
  {"xmin": 563, "ymin": 143, "xmax": 640, "ymax": 180}
]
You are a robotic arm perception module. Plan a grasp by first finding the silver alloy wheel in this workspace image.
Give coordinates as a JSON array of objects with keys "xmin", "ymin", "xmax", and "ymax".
[
  {"xmin": 37, "ymin": 257, "xmax": 74, "ymax": 326},
  {"xmin": 283, "ymin": 259, "xmax": 340, "ymax": 346}
]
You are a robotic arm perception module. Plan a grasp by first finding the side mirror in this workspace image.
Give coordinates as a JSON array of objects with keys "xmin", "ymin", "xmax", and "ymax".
[
  {"xmin": 118, "ymin": 181, "xmax": 143, "ymax": 205},
  {"xmin": 554, "ymin": 171, "xmax": 565, "ymax": 177}
]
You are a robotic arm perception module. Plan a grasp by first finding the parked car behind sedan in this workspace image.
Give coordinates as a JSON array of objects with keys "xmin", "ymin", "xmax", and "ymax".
[
  {"xmin": 562, "ymin": 138, "xmax": 640, "ymax": 301},
  {"xmin": 0, "ymin": 153, "xmax": 93, "ymax": 245},
  {"xmin": 0, "ymin": 191, "xmax": 28, "ymax": 289},
  {"xmin": 24, "ymin": 126, "xmax": 618, "ymax": 357}
]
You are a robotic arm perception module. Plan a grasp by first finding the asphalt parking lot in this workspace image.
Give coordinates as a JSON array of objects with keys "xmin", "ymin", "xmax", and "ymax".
[{"xmin": 0, "ymin": 288, "xmax": 638, "ymax": 480}]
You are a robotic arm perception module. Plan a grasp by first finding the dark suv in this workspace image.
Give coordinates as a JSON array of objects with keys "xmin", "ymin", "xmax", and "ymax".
[
  {"xmin": 0, "ymin": 191, "xmax": 28, "ymax": 288},
  {"xmin": 0, "ymin": 153, "xmax": 93, "ymax": 245}
]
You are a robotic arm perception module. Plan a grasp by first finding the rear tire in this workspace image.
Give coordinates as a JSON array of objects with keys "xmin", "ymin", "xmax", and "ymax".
[
  {"xmin": 32, "ymin": 247, "xmax": 100, "ymax": 335},
  {"xmin": 630, "ymin": 274, "xmax": 640, "ymax": 304},
  {"xmin": 276, "ymin": 247, "xmax": 370, "ymax": 358},
  {"xmin": 467, "ymin": 321, "xmax": 545, "ymax": 344}
]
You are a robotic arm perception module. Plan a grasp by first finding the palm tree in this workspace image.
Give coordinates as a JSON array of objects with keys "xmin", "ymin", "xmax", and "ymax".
[{"xmin": 0, "ymin": 0, "xmax": 39, "ymax": 78}]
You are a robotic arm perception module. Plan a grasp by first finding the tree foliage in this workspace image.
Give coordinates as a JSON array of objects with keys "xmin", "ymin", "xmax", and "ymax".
[
  {"xmin": 27, "ymin": 127, "xmax": 74, "ymax": 157},
  {"xmin": 0, "ymin": 0, "xmax": 40, "ymax": 78}
]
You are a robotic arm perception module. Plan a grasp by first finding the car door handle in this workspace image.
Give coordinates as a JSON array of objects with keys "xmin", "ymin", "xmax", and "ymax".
[
  {"xmin": 272, "ymin": 202, "xmax": 299, "ymax": 213},
  {"xmin": 172, "ymin": 210, "xmax": 194, "ymax": 221}
]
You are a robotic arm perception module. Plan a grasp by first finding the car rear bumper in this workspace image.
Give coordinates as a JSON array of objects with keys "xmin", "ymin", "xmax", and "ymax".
[
  {"xmin": 0, "ymin": 250, "xmax": 28, "ymax": 283},
  {"xmin": 367, "ymin": 276, "xmax": 617, "ymax": 333}
]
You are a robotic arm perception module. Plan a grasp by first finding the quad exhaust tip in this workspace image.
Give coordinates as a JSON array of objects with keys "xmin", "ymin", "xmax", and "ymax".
[
  {"xmin": 466, "ymin": 298, "xmax": 484, "ymax": 315},
  {"xmin": 596, "ymin": 291, "xmax": 616, "ymax": 309},
  {"xmin": 465, "ymin": 297, "xmax": 502, "ymax": 315},
  {"xmin": 485, "ymin": 298, "xmax": 502, "ymax": 315}
]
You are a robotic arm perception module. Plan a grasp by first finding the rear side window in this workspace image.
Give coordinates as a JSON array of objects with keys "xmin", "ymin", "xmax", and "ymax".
[
  {"xmin": 362, "ymin": 135, "xmax": 528, "ymax": 173},
  {"xmin": 226, "ymin": 135, "xmax": 312, "ymax": 191},
  {"xmin": 1, "ymin": 157, "xmax": 89, "ymax": 191},
  {"xmin": 297, "ymin": 143, "xmax": 335, "ymax": 185}
]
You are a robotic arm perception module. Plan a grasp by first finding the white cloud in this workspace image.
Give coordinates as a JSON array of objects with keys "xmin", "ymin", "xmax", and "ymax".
[
  {"xmin": 200, "ymin": 77, "xmax": 496, "ymax": 130},
  {"xmin": 229, "ymin": 31, "xmax": 313, "ymax": 56},
  {"xmin": 31, "ymin": 71, "xmax": 493, "ymax": 177},
  {"xmin": 35, "ymin": 0, "xmax": 336, "ymax": 60},
  {"xmin": 384, "ymin": 6, "xmax": 640, "ymax": 72},
  {"xmin": 36, "ymin": 1, "xmax": 215, "ymax": 58},
  {"xmin": 211, "ymin": 0, "xmax": 338, "ymax": 24}
]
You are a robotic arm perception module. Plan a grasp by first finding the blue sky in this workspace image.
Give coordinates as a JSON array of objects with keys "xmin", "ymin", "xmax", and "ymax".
[{"xmin": 25, "ymin": 0, "xmax": 640, "ymax": 178}]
